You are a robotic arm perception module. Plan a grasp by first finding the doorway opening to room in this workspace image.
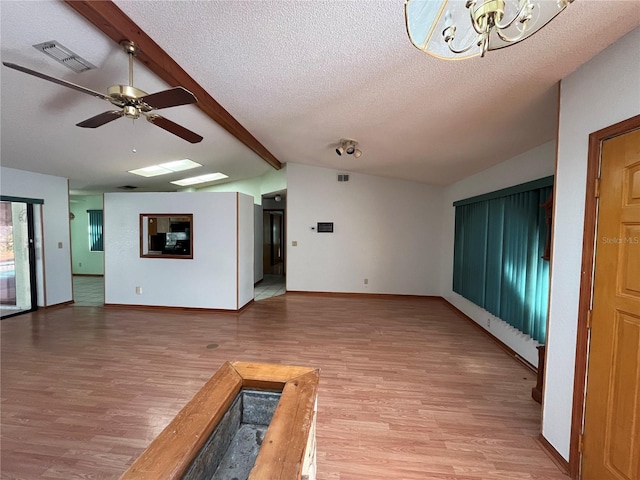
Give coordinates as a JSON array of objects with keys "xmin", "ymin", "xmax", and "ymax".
[
  {"xmin": 264, "ymin": 210, "xmax": 284, "ymax": 275},
  {"xmin": 256, "ymin": 192, "xmax": 286, "ymax": 301},
  {"xmin": 69, "ymin": 195, "xmax": 105, "ymax": 307},
  {"xmin": 0, "ymin": 198, "xmax": 38, "ymax": 319}
]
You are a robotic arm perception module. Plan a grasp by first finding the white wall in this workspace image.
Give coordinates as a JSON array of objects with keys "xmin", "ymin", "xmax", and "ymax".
[
  {"xmin": 286, "ymin": 163, "xmax": 443, "ymax": 295},
  {"xmin": 440, "ymin": 141, "xmax": 557, "ymax": 366},
  {"xmin": 104, "ymin": 192, "xmax": 253, "ymax": 310},
  {"xmin": 0, "ymin": 167, "xmax": 72, "ymax": 307},
  {"xmin": 197, "ymin": 167, "xmax": 287, "ymax": 284},
  {"xmin": 197, "ymin": 166, "xmax": 287, "ymax": 205},
  {"xmin": 238, "ymin": 193, "xmax": 255, "ymax": 308},
  {"xmin": 262, "ymin": 197, "xmax": 285, "ymax": 210},
  {"xmin": 544, "ymin": 27, "xmax": 640, "ymax": 460},
  {"xmin": 254, "ymin": 204, "xmax": 264, "ymax": 283}
]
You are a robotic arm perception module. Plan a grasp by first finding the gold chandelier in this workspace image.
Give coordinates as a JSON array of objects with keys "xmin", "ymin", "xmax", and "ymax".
[{"xmin": 405, "ymin": 0, "xmax": 573, "ymax": 60}]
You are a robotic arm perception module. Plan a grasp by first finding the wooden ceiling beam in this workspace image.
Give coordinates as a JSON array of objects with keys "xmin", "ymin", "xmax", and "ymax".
[{"xmin": 64, "ymin": 0, "xmax": 282, "ymax": 170}]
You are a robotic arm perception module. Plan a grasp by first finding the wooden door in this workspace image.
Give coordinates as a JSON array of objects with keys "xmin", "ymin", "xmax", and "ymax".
[{"xmin": 582, "ymin": 128, "xmax": 640, "ymax": 479}]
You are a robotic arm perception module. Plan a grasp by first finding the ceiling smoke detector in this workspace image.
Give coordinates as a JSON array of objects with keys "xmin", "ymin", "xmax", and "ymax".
[{"xmin": 336, "ymin": 139, "xmax": 362, "ymax": 158}]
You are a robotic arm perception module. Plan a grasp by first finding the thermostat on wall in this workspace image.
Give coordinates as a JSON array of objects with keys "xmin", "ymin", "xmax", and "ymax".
[{"xmin": 317, "ymin": 222, "xmax": 334, "ymax": 233}]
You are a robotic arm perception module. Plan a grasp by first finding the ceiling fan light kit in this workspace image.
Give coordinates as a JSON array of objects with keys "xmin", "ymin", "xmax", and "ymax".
[
  {"xmin": 2, "ymin": 40, "xmax": 203, "ymax": 143},
  {"xmin": 336, "ymin": 138, "xmax": 362, "ymax": 158},
  {"xmin": 405, "ymin": 0, "xmax": 573, "ymax": 59}
]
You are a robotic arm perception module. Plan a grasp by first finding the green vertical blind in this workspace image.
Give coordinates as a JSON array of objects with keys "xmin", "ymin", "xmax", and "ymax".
[
  {"xmin": 453, "ymin": 178, "xmax": 553, "ymax": 343},
  {"xmin": 88, "ymin": 209, "xmax": 103, "ymax": 252}
]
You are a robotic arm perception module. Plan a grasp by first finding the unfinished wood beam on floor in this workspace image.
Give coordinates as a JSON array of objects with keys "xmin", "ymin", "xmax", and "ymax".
[{"xmin": 0, "ymin": 295, "xmax": 567, "ymax": 480}]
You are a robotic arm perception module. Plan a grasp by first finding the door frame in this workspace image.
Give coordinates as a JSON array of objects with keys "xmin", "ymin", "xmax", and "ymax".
[
  {"xmin": 570, "ymin": 113, "xmax": 640, "ymax": 479},
  {"xmin": 0, "ymin": 198, "xmax": 39, "ymax": 319},
  {"xmin": 263, "ymin": 209, "xmax": 285, "ymax": 276}
]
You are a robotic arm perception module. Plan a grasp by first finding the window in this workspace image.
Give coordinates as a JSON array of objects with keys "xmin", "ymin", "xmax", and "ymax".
[
  {"xmin": 140, "ymin": 214, "xmax": 193, "ymax": 258},
  {"xmin": 88, "ymin": 209, "xmax": 103, "ymax": 252},
  {"xmin": 453, "ymin": 177, "xmax": 553, "ymax": 344}
]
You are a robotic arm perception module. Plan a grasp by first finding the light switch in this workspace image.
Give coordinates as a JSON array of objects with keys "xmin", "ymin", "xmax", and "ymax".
[
  {"xmin": 292, "ymin": 241, "xmax": 298, "ymax": 247},
  {"xmin": 57, "ymin": 242, "xmax": 63, "ymax": 248}
]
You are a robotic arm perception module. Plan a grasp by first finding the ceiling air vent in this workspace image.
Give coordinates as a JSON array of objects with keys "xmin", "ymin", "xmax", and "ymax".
[
  {"xmin": 117, "ymin": 185, "xmax": 138, "ymax": 190},
  {"xmin": 337, "ymin": 174, "xmax": 350, "ymax": 182},
  {"xmin": 33, "ymin": 41, "xmax": 96, "ymax": 73}
]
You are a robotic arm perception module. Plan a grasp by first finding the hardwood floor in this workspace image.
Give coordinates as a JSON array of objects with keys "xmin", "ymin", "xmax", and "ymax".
[{"xmin": 0, "ymin": 295, "xmax": 567, "ymax": 480}]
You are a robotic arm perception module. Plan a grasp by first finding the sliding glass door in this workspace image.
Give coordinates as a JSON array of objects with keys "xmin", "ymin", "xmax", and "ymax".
[{"xmin": 0, "ymin": 200, "xmax": 37, "ymax": 318}]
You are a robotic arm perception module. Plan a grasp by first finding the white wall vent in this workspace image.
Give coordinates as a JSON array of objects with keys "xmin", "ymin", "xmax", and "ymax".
[
  {"xmin": 337, "ymin": 174, "xmax": 350, "ymax": 182},
  {"xmin": 33, "ymin": 41, "xmax": 96, "ymax": 73}
]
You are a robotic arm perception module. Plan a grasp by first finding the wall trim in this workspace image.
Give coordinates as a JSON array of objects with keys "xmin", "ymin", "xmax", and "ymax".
[
  {"xmin": 236, "ymin": 192, "xmax": 240, "ymax": 310},
  {"xmin": 39, "ymin": 205, "xmax": 48, "ymax": 308},
  {"xmin": 72, "ymin": 274, "xmax": 104, "ymax": 277},
  {"xmin": 104, "ymin": 303, "xmax": 246, "ymax": 313},
  {"xmin": 540, "ymin": 80, "xmax": 561, "ymax": 459},
  {"xmin": 439, "ymin": 298, "xmax": 537, "ymax": 373},
  {"xmin": 285, "ymin": 291, "xmax": 442, "ymax": 301},
  {"xmin": 537, "ymin": 434, "xmax": 570, "ymax": 475},
  {"xmin": 570, "ymin": 113, "xmax": 640, "ymax": 479},
  {"xmin": 43, "ymin": 300, "xmax": 74, "ymax": 309}
]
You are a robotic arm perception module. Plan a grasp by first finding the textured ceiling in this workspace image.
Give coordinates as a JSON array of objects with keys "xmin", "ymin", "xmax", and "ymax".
[{"xmin": 1, "ymin": 0, "xmax": 639, "ymax": 193}]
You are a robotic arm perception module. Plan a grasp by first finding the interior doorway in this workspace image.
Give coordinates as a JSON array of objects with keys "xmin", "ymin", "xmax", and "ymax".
[
  {"xmin": 256, "ymin": 192, "xmax": 286, "ymax": 301},
  {"xmin": 581, "ymin": 126, "xmax": 640, "ymax": 479},
  {"xmin": 263, "ymin": 210, "xmax": 284, "ymax": 275},
  {"xmin": 571, "ymin": 114, "xmax": 640, "ymax": 479},
  {"xmin": 0, "ymin": 198, "xmax": 37, "ymax": 319},
  {"xmin": 69, "ymin": 194, "xmax": 105, "ymax": 307}
]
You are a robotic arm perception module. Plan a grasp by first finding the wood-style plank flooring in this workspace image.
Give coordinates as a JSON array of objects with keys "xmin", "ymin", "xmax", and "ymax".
[{"xmin": 0, "ymin": 294, "xmax": 567, "ymax": 479}]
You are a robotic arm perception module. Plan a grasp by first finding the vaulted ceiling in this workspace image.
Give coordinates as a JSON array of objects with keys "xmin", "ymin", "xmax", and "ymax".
[{"xmin": 1, "ymin": 1, "xmax": 638, "ymax": 193}]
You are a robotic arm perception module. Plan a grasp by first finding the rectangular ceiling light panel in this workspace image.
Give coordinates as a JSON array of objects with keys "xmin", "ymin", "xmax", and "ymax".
[
  {"xmin": 159, "ymin": 159, "xmax": 202, "ymax": 172},
  {"xmin": 33, "ymin": 41, "xmax": 96, "ymax": 73},
  {"xmin": 128, "ymin": 159, "xmax": 202, "ymax": 178},
  {"xmin": 170, "ymin": 173, "xmax": 229, "ymax": 186},
  {"xmin": 128, "ymin": 165, "xmax": 173, "ymax": 178}
]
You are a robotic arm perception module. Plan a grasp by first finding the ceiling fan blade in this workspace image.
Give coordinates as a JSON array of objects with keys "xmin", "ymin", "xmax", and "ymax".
[
  {"xmin": 2, "ymin": 62, "xmax": 110, "ymax": 101},
  {"xmin": 77, "ymin": 110, "xmax": 123, "ymax": 128},
  {"xmin": 146, "ymin": 115, "xmax": 203, "ymax": 143},
  {"xmin": 140, "ymin": 87, "xmax": 198, "ymax": 110}
]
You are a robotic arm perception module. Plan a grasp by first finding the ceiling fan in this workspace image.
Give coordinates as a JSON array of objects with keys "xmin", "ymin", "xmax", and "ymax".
[{"xmin": 2, "ymin": 41, "xmax": 203, "ymax": 143}]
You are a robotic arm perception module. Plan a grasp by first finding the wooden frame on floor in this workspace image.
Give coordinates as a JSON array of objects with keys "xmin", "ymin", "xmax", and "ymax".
[{"xmin": 119, "ymin": 361, "xmax": 319, "ymax": 480}]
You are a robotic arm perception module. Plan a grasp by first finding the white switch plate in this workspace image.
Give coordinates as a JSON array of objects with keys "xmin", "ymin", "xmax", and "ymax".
[{"xmin": 135, "ymin": 286, "xmax": 142, "ymax": 295}]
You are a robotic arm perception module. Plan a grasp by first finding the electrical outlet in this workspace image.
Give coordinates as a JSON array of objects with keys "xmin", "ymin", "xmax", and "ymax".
[
  {"xmin": 487, "ymin": 318, "xmax": 491, "ymax": 328},
  {"xmin": 135, "ymin": 286, "xmax": 142, "ymax": 295},
  {"xmin": 78, "ymin": 262, "xmax": 82, "ymax": 267},
  {"xmin": 292, "ymin": 241, "xmax": 298, "ymax": 247},
  {"xmin": 364, "ymin": 278, "xmax": 368, "ymax": 285}
]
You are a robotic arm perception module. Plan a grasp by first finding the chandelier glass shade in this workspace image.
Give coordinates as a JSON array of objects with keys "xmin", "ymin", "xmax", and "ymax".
[{"xmin": 405, "ymin": 0, "xmax": 573, "ymax": 60}]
